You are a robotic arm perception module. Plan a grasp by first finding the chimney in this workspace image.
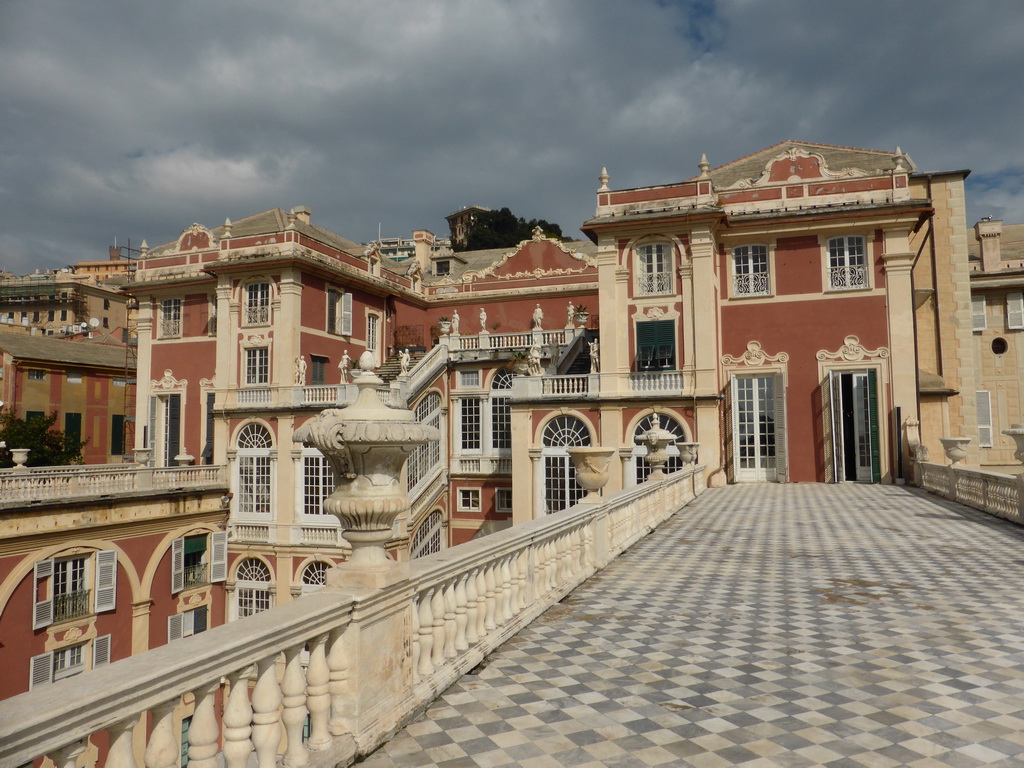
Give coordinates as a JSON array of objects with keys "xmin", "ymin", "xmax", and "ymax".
[
  {"xmin": 292, "ymin": 206, "xmax": 311, "ymax": 224},
  {"xmin": 109, "ymin": 246, "xmax": 122, "ymax": 261},
  {"xmin": 975, "ymin": 219, "xmax": 1003, "ymax": 272},
  {"xmin": 413, "ymin": 230, "xmax": 435, "ymax": 273}
]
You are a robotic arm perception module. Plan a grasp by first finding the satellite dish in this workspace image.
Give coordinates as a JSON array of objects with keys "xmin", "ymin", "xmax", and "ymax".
[
  {"xmin": 89, "ymin": 317, "xmax": 100, "ymax": 328},
  {"xmin": 80, "ymin": 322, "xmax": 88, "ymax": 332}
]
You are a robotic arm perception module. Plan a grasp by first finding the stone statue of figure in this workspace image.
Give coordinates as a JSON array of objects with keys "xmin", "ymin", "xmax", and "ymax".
[
  {"xmin": 532, "ymin": 303, "xmax": 544, "ymax": 330},
  {"xmin": 479, "ymin": 307, "xmax": 487, "ymax": 332},
  {"xmin": 528, "ymin": 343, "xmax": 543, "ymax": 376},
  {"xmin": 294, "ymin": 355, "xmax": 307, "ymax": 384},
  {"xmin": 451, "ymin": 310, "xmax": 461, "ymax": 335},
  {"xmin": 399, "ymin": 348, "xmax": 411, "ymax": 375},
  {"xmin": 589, "ymin": 340, "xmax": 600, "ymax": 374},
  {"xmin": 567, "ymin": 301, "xmax": 574, "ymax": 328},
  {"xmin": 339, "ymin": 350, "xmax": 351, "ymax": 383}
]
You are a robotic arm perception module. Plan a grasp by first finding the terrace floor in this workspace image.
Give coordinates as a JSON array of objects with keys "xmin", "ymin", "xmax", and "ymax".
[{"xmin": 360, "ymin": 483, "xmax": 1024, "ymax": 768}]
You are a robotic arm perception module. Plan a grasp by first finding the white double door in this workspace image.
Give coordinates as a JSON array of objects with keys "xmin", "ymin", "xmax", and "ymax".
[{"xmin": 732, "ymin": 374, "xmax": 781, "ymax": 482}]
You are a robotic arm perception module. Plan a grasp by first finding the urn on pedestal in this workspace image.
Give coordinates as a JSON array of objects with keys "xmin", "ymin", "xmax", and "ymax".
[
  {"xmin": 638, "ymin": 427, "xmax": 676, "ymax": 479},
  {"xmin": 939, "ymin": 437, "xmax": 970, "ymax": 467},
  {"xmin": 1002, "ymin": 425, "xmax": 1024, "ymax": 469},
  {"xmin": 566, "ymin": 447, "xmax": 616, "ymax": 502}
]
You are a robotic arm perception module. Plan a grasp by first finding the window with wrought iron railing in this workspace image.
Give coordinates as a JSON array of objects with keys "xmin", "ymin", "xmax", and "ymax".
[
  {"xmin": 244, "ymin": 282, "xmax": 270, "ymax": 326},
  {"xmin": 636, "ymin": 243, "xmax": 672, "ymax": 296},
  {"xmin": 827, "ymin": 236, "xmax": 868, "ymax": 291},
  {"xmin": 160, "ymin": 298, "xmax": 182, "ymax": 338},
  {"xmin": 53, "ymin": 589, "xmax": 92, "ymax": 623},
  {"xmin": 732, "ymin": 245, "xmax": 770, "ymax": 297}
]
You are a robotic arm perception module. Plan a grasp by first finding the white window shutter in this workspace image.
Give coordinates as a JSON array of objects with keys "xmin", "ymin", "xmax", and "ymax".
[
  {"xmin": 210, "ymin": 531, "xmax": 228, "ymax": 583},
  {"xmin": 977, "ymin": 390, "xmax": 993, "ymax": 447},
  {"xmin": 1008, "ymin": 292, "xmax": 1024, "ymax": 330},
  {"xmin": 30, "ymin": 652, "xmax": 53, "ymax": 689},
  {"xmin": 93, "ymin": 634, "xmax": 111, "ymax": 667},
  {"xmin": 341, "ymin": 292, "xmax": 353, "ymax": 336},
  {"xmin": 972, "ymin": 295, "xmax": 987, "ymax": 331},
  {"xmin": 94, "ymin": 550, "xmax": 117, "ymax": 613},
  {"xmin": 168, "ymin": 613, "xmax": 184, "ymax": 642},
  {"xmin": 33, "ymin": 560, "xmax": 53, "ymax": 630},
  {"xmin": 171, "ymin": 537, "xmax": 184, "ymax": 594}
]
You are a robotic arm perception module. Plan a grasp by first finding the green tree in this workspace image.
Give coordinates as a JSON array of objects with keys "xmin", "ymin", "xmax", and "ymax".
[
  {"xmin": 456, "ymin": 207, "xmax": 564, "ymax": 251},
  {"xmin": 0, "ymin": 411, "xmax": 86, "ymax": 468}
]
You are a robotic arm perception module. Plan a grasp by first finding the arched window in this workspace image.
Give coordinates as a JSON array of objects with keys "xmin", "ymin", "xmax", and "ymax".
[
  {"xmin": 407, "ymin": 393, "xmax": 442, "ymax": 492},
  {"xmin": 542, "ymin": 416, "xmax": 591, "ymax": 513},
  {"xmin": 411, "ymin": 510, "xmax": 445, "ymax": 559},
  {"xmin": 301, "ymin": 561, "xmax": 329, "ymax": 589},
  {"xmin": 236, "ymin": 424, "xmax": 272, "ymax": 518},
  {"xmin": 491, "ymin": 370, "xmax": 513, "ymax": 450},
  {"xmin": 235, "ymin": 558, "xmax": 272, "ymax": 618},
  {"xmin": 632, "ymin": 413, "xmax": 687, "ymax": 484}
]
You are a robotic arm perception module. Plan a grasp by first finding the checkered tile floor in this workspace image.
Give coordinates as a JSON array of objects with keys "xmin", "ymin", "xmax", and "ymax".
[{"xmin": 359, "ymin": 484, "xmax": 1024, "ymax": 767}]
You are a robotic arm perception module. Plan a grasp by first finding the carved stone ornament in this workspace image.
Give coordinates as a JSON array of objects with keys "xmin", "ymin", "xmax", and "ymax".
[
  {"xmin": 722, "ymin": 341, "xmax": 789, "ymax": 367},
  {"xmin": 199, "ymin": 378, "xmax": 215, "ymax": 388},
  {"xmin": 457, "ymin": 233, "xmax": 596, "ymax": 282},
  {"xmin": 816, "ymin": 335, "xmax": 889, "ymax": 363},
  {"xmin": 293, "ymin": 354, "xmax": 440, "ymax": 567},
  {"xmin": 174, "ymin": 223, "xmax": 217, "ymax": 253},
  {"xmin": 64, "ymin": 626, "xmax": 84, "ymax": 642},
  {"xmin": 720, "ymin": 147, "xmax": 869, "ymax": 191},
  {"xmin": 152, "ymin": 369, "xmax": 188, "ymax": 390}
]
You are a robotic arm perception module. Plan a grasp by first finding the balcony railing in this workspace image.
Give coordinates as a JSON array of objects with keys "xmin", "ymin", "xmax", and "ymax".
[
  {"xmin": 449, "ymin": 328, "xmax": 577, "ymax": 352},
  {"xmin": 158, "ymin": 319, "xmax": 181, "ymax": 338},
  {"xmin": 827, "ymin": 264, "xmax": 868, "ymax": 291},
  {"xmin": 0, "ymin": 466, "xmax": 706, "ymax": 768},
  {"xmin": 629, "ymin": 370, "xmax": 690, "ymax": 395},
  {"xmin": 53, "ymin": 589, "xmax": 91, "ymax": 623},
  {"xmin": 244, "ymin": 305, "xmax": 270, "ymax": 326},
  {"xmin": 453, "ymin": 456, "xmax": 512, "ymax": 475},
  {"xmin": 917, "ymin": 462, "xmax": 1022, "ymax": 525},
  {"xmin": 733, "ymin": 272, "xmax": 770, "ymax": 297},
  {"xmin": 183, "ymin": 564, "xmax": 208, "ymax": 589},
  {"xmin": 0, "ymin": 464, "xmax": 227, "ymax": 508}
]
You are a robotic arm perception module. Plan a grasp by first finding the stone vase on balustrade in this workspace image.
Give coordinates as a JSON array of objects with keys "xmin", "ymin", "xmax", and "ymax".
[{"xmin": 567, "ymin": 447, "xmax": 616, "ymax": 502}]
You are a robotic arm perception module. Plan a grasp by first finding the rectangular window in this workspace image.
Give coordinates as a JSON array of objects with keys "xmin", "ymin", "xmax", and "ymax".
[
  {"xmin": 113, "ymin": 377, "xmax": 127, "ymax": 387},
  {"xmin": 160, "ymin": 298, "xmax": 182, "ymax": 338},
  {"xmin": 636, "ymin": 320, "xmax": 675, "ymax": 371},
  {"xmin": 102, "ymin": 317, "xmax": 109, "ymax": 328},
  {"xmin": 977, "ymin": 390, "xmax": 993, "ymax": 447},
  {"xmin": 202, "ymin": 392, "xmax": 215, "ymax": 464},
  {"xmin": 367, "ymin": 313, "xmax": 379, "ymax": 354},
  {"xmin": 637, "ymin": 243, "xmax": 671, "ymax": 295},
  {"xmin": 496, "ymin": 488, "xmax": 513, "ymax": 513},
  {"xmin": 491, "ymin": 395, "xmax": 511, "ymax": 449},
  {"xmin": 827, "ymin": 236, "xmax": 868, "ymax": 291},
  {"xmin": 245, "ymin": 347, "xmax": 269, "ymax": 385},
  {"xmin": 168, "ymin": 605, "xmax": 209, "ymax": 642},
  {"xmin": 303, "ymin": 453, "xmax": 335, "ymax": 516},
  {"xmin": 60, "ymin": 309, "xmax": 68, "ymax": 321},
  {"xmin": 48, "ymin": 310, "xmax": 55, "ymax": 322},
  {"xmin": 53, "ymin": 556, "xmax": 89, "ymax": 623},
  {"xmin": 435, "ymin": 260, "xmax": 450, "ymax": 276},
  {"xmin": 52, "ymin": 642, "xmax": 86, "ymax": 681},
  {"xmin": 459, "ymin": 489, "xmax": 481, "ymax": 511},
  {"xmin": 245, "ymin": 282, "xmax": 271, "ymax": 326},
  {"xmin": 459, "ymin": 370, "xmax": 480, "ymax": 388},
  {"xmin": 183, "ymin": 535, "xmax": 208, "ymax": 588},
  {"xmin": 66, "ymin": 372, "xmax": 83, "ymax": 384},
  {"xmin": 26, "ymin": 410, "xmax": 44, "ymax": 422},
  {"xmin": 327, "ymin": 288, "xmax": 341, "ymax": 334},
  {"xmin": 103, "ymin": 299, "xmax": 110, "ymax": 310},
  {"xmin": 64, "ymin": 412, "xmax": 82, "ymax": 446},
  {"xmin": 27, "ymin": 369, "xmax": 45, "ymax": 381},
  {"xmin": 1008, "ymin": 292, "xmax": 1024, "ymax": 330},
  {"xmin": 111, "ymin": 414, "xmax": 125, "ymax": 455},
  {"xmin": 460, "ymin": 398, "xmax": 482, "ymax": 450},
  {"xmin": 732, "ymin": 245, "xmax": 770, "ymax": 297},
  {"xmin": 311, "ymin": 355, "xmax": 328, "ymax": 386},
  {"xmin": 972, "ymin": 295, "xmax": 987, "ymax": 331}
]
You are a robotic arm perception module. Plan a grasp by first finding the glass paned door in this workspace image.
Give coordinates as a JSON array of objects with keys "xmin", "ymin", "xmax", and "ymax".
[
  {"xmin": 828, "ymin": 370, "xmax": 878, "ymax": 483},
  {"xmin": 732, "ymin": 375, "xmax": 777, "ymax": 482}
]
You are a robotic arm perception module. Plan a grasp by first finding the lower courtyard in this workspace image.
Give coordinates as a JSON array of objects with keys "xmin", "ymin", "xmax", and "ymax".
[{"xmin": 361, "ymin": 483, "xmax": 1024, "ymax": 768}]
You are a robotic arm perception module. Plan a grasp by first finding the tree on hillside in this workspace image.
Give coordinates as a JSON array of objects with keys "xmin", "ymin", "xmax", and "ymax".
[
  {"xmin": 0, "ymin": 411, "xmax": 86, "ymax": 467},
  {"xmin": 456, "ymin": 207, "xmax": 564, "ymax": 251}
]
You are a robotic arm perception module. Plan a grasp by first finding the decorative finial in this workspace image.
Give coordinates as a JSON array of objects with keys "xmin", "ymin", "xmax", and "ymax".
[
  {"xmin": 598, "ymin": 167, "xmax": 610, "ymax": 192},
  {"xmin": 286, "ymin": 210, "xmax": 296, "ymax": 229},
  {"xmin": 698, "ymin": 153, "xmax": 710, "ymax": 179},
  {"xmin": 893, "ymin": 146, "xmax": 906, "ymax": 173},
  {"xmin": 223, "ymin": 217, "xmax": 232, "ymax": 237},
  {"xmin": 358, "ymin": 350, "xmax": 377, "ymax": 375},
  {"xmin": 140, "ymin": 240, "xmax": 149, "ymax": 256}
]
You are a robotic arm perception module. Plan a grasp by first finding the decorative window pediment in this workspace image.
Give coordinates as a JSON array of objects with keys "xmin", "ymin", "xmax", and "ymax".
[
  {"xmin": 815, "ymin": 335, "xmax": 889, "ymax": 362},
  {"xmin": 722, "ymin": 341, "xmax": 789, "ymax": 367}
]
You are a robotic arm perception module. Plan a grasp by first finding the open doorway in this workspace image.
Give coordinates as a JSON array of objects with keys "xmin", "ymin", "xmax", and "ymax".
[{"xmin": 828, "ymin": 369, "xmax": 880, "ymax": 483}]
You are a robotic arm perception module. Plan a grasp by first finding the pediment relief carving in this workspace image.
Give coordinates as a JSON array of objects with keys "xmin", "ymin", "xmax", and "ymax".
[
  {"xmin": 461, "ymin": 233, "xmax": 596, "ymax": 281},
  {"xmin": 152, "ymin": 369, "xmax": 188, "ymax": 390},
  {"xmin": 816, "ymin": 335, "xmax": 889, "ymax": 362},
  {"xmin": 630, "ymin": 305, "xmax": 679, "ymax": 323},
  {"xmin": 722, "ymin": 341, "xmax": 789, "ymax": 367},
  {"xmin": 174, "ymin": 223, "xmax": 217, "ymax": 253},
  {"xmin": 721, "ymin": 148, "xmax": 869, "ymax": 191}
]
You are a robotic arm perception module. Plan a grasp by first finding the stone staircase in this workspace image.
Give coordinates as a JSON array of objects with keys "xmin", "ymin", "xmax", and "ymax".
[{"xmin": 376, "ymin": 350, "xmax": 427, "ymax": 382}]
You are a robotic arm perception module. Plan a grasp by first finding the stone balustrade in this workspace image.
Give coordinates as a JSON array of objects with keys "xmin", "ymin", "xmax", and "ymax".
[
  {"xmin": 628, "ymin": 370, "xmax": 691, "ymax": 395},
  {"xmin": 0, "ymin": 465, "xmax": 706, "ymax": 768},
  {"xmin": 917, "ymin": 461, "xmax": 1024, "ymax": 525},
  {"xmin": 444, "ymin": 328, "xmax": 579, "ymax": 353},
  {"xmin": 0, "ymin": 463, "xmax": 227, "ymax": 508}
]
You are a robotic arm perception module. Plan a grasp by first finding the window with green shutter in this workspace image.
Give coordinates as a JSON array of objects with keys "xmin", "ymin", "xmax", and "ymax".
[{"xmin": 636, "ymin": 320, "xmax": 675, "ymax": 371}]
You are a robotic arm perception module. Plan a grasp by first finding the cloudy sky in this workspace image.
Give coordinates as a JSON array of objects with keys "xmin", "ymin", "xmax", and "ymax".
[{"xmin": 1, "ymin": 1, "xmax": 1022, "ymax": 274}]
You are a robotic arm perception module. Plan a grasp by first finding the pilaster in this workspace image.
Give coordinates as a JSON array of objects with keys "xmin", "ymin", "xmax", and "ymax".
[
  {"xmin": 689, "ymin": 225, "xmax": 720, "ymax": 393},
  {"xmin": 883, "ymin": 228, "xmax": 919, "ymax": 475}
]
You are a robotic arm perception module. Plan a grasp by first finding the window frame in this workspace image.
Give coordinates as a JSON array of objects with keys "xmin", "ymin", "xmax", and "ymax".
[
  {"xmin": 458, "ymin": 488, "xmax": 482, "ymax": 512},
  {"xmin": 635, "ymin": 242, "xmax": 673, "ymax": 296},
  {"xmin": 972, "ymin": 295, "xmax": 987, "ymax": 332},
  {"xmin": 825, "ymin": 235, "xmax": 870, "ymax": 292},
  {"xmin": 731, "ymin": 244, "xmax": 772, "ymax": 298},
  {"xmin": 243, "ymin": 281, "xmax": 271, "ymax": 327},
  {"xmin": 244, "ymin": 347, "xmax": 270, "ymax": 386},
  {"xmin": 159, "ymin": 298, "xmax": 183, "ymax": 338}
]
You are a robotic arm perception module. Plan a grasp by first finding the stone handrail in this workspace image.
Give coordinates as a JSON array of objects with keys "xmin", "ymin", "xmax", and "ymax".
[
  {"xmin": 629, "ymin": 370, "xmax": 690, "ymax": 394},
  {"xmin": 0, "ymin": 464, "xmax": 228, "ymax": 508},
  {"xmin": 916, "ymin": 461, "xmax": 1023, "ymax": 525},
  {"xmin": 0, "ymin": 466, "xmax": 706, "ymax": 768},
  {"xmin": 401, "ymin": 342, "xmax": 449, "ymax": 401},
  {"xmin": 446, "ymin": 328, "xmax": 580, "ymax": 353}
]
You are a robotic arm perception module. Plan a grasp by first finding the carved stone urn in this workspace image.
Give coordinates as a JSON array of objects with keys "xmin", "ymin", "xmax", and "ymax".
[
  {"xmin": 1002, "ymin": 425, "xmax": 1024, "ymax": 467},
  {"xmin": 638, "ymin": 427, "xmax": 676, "ymax": 479},
  {"xmin": 133, "ymin": 447, "xmax": 152, "ymax": 467},
  {"xmin": 677, "ymin": 442, "xmax": 699, "ymax": 466},
  {"xmin": 294, "ymin": 352, "xmax": 440, "ymax": 577},
  {"xmin": 10, "ymin": 447, "xmax": 30, "ymax": 472},
  {"xmin": 566, "ymin": 447, "xmax": 616, "ymax": 502},
  {"xmin": 939, "ymin": 437, "xmax": 970, "ymax": 467}
]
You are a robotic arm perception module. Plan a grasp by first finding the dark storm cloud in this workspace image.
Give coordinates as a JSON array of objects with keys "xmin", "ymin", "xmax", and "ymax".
[{"xmin": 1, "ymin": 0, "xmax": 1022, "ymax": 274}]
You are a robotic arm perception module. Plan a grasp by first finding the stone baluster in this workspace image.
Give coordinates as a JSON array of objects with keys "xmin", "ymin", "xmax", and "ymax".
[
  {"xmin": 144, "ymin": 701, "xmax": 179, "ymax": 768},
  {"xmin": 500, "ymin": 557, "xmax": 513, "ymax": 622},
  {"xmin": 464, "ymin": 569, "xmax": 479, "ymax": 645},
  {"xmin": 509, "ymin": 554, "xmax": 522, "ymax": 614},
  {"xmin": 546, "ymin": 539, "xmax": 558, "ymax": 590},
  {"xmin": 251, "ymin": 655, "xmax": 283, "ymax": 768},
  {"xmin": 281, "ymin": 645, "xmax": 309, "ymax": 768},
  {"xmin": 50, "ymin": 740, "xmax": 87, "ymax": 768},
  {"xmin": 411, "ymin": 597, "xmax": 422, "ymax": 683},
  {"xmin": 572, "ymin": 528, "xmax": 583, "ymax": 574},
  {"xmin": 430, "ymin": 587, "xmax": 445, "ymax": 668},
  {"xmin": 223, "ymin": 669, "xmax": 254, "ymax": 768},
  {"xmin": 106, "ymin": 717, "xmax": 140, "ymax": 768},
  {"xmin": 491, "ymin": 562, "xmax": 505, "ymax": 626},
  {"xmin": 443, "ymin": 580, "xmax": 457, "ymax": 659},
  {"xmin": 454, "ymin": 573, "xmax": 469, "ymax": 652},
  {"xmin": 581, "ymin": 523, "xmax": 593, "ymax": 570},
  {"xmin": 416, "ymin": 589, "xmax": 435, "ymax": 678},
  {"xmin": 516, "ymin": 551, "xmax": 528, "ymax": 610},
  {"xmin": 188, "ymin": 682, "xmax": 221, "ymax": 768},
  {"xmin": 483, "ymin": 565, "xmax": 497, "ymax": 632},
  {"xmin": 556, "ymin": 535, "xmax": 567, "ymax": 583},
  {"xmin": 327, "ymin": 628, "xmax": 352, "ymax": 736},
  {"xmin": 475, "ymin": 569, "xmax": 488, "ymax": 638},
  {"xmin": 305, "ymin": 634, "xmax": 331, "ymax": 751}
]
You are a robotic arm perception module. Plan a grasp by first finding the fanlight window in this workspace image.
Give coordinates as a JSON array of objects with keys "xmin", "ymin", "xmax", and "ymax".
[
  {"xmin": 407, "ymin": 393, "xmax": 442, "ymax": 492},
  {"xmin": 491, "ymin": 370, "xmax": 513, "ymax": 450},
  {"xmin": 301, "ymin": 561, "xmax": 329, "ymax": 587},
  {"xmin": 633, "ymin": 413, "xmax": 686, "ymax": 484},
  {"xmin": 235, "ymin": 558, "xmax": 272, "ymax": 618},
  {"xmin": 411, "ymin": 510, "xmax": 445, "ymax": 559},
  {"xmin": 542, "ymin": 416, "xmax": 591, "ymax": 513},
  {"xmin": 237, "ymin": 424, "xmax": 272, "ymax": 517}
]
